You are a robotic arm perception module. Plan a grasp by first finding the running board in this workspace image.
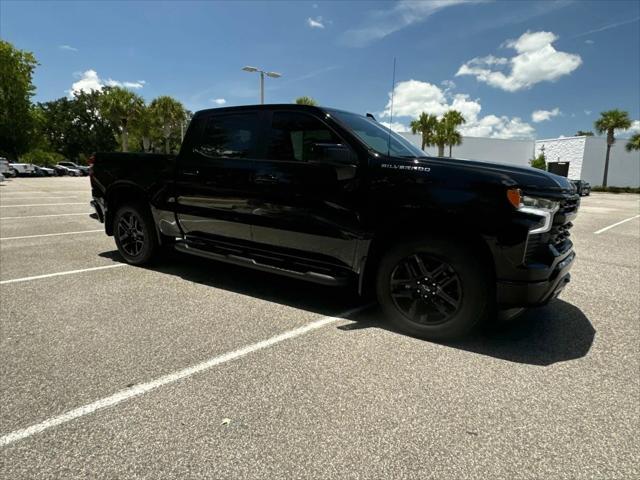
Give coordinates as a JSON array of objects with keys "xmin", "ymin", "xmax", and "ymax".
[{"xmin": 174, "ymin": 242, "xmax": 349, "ymax": 286}]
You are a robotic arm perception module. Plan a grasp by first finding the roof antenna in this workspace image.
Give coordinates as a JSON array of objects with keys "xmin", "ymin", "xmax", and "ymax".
[{"xmin": 387, "ymin": 57, "xmax": 396, "ymax": 158}]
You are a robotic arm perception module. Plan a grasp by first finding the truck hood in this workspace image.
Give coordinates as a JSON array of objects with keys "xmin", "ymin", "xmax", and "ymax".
[{"xmin": 385, "ymin": 156, "xmax": 575, "ymax": 194}]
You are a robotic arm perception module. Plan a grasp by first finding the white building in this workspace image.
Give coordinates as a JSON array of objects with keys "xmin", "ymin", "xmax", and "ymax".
[
  {"xmin": 399, "ymin": 132, "xmax": 640, "ymax": 187},
  {"xmin": 535, "ymin": 136, "xmax": 640, "ymax": 187},
  {"xmin": 400, "ymin": 133, "xmax": 534, "ymax": 167}
]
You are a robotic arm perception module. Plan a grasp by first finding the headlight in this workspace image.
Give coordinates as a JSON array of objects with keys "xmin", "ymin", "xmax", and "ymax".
[
  {"xmin": 507, "ymin": 188, "xmax": 559, "ymax": 234},
  {"xmin": 521, "ymin": 195, "xmax": 559, "ymax": 211}
]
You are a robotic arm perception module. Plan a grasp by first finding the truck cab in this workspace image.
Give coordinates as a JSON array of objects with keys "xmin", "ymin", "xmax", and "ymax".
[{"xmin": 90, "ymin": 105, "xmax": 579, "ymax": 340}]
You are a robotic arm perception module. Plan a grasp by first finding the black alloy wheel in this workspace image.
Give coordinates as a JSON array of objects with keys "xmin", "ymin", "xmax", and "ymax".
[
  {"xmin": 389, "ymin": 254, "xmax": 462, "ymax": 325},
  {"xmin": 113, "ymin": 203, "xmax": 159, "ymax": 265},
  {"xmin": 117, "ymin": 211, "xmax": 146, "ymax": 257}
]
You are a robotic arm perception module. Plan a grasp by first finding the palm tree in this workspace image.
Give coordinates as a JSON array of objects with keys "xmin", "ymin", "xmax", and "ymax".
[
  {"xmin": 295, "ymin": 96, "xmax": 318, "ymax": 106},
  {"xmin": 410, "ymin": 113, "xmax": 438, "ymax": 151},
  {"xmin": 131, "ymin": 103, "xmax": 156, "ymax": 152},
  {"xmin": 626, "ymin": 133, "xmax": 640, "ymax": 152},
  {"xmin": 99, "ymin": 86, "xmax": 144, "ymax": 152},
  {"xmin": 442, "ymin": 110, "xmax": 466, "ymax": 157},
  {"xmin": 594, "ymin": 109, "xmax": 631, "ymax": 187},
  {"xmin": 433, "ymin": 119, "xmax": 448, "ymax": 157},
  {"xmin": 149, "ymin": 96, "xmax": 187, "ymax": 154}
]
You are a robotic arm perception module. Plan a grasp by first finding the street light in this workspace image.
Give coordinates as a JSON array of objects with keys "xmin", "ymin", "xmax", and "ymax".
[{"xmin": 242, "ymin": 66, "xmax": 282, "ymax": 104}]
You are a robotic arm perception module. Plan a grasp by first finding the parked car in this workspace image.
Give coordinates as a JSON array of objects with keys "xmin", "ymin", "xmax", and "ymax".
[
  {"xmin": 34, "ymin": 166, "xmax": 56, "ymax": 176},
  {"xmin": 0, "ymin": 173, "xmax": 5, "ymax": 182},
  {"xmin": 571, "ymin": 179, "xmax": 591, "ymax": 196},
  {"xmin": 9, "ymin": 163, "xmax": 36, "ymax": 176},
  {"xmin": 90, "ymin": 104, "xmax": 580, "ymax": 340},
  {"xmin": 52, "ymin": 165, "xmax": 68, "ymax": 176},
  {"xmin": 0, "ymin": 157, "xmax": 14, "ymax": 177},
  {"xmin": 58, "ymin": 161, "xmax": 90, "ymax": 176},
  {"xmin": 55, "ymin": 164, "xmax": 82, "ymax": 176}
]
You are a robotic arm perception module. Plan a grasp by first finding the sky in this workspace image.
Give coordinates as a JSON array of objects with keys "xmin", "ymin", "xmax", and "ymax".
[{"xmin": 1, "ymin": 0, "xmax": 639, "ymax": 140}]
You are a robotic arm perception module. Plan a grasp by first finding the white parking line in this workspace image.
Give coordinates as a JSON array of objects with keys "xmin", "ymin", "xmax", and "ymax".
[
  {"xmin": 0, "ymin": 202, "xmax": 86, "ymax": 208},
  {"xmin": 0, "ymin": 196, "xmax": 80, "ymax": 200},
  {"xmin": 0, "ymin": 213, "xmax": 92, "ymax": 220},
  {"xmin": 0, "ymin": 229, "xmax": 103, "ymax": 241},
  {"xmin": 0, "ymin": 190, "xmax": 89, "ymax": 195},
  {"xmin": 0, "ymin": 264, "xmax": 127, "ymax": 285},
  {"xmin": 0, "ymin": 304, "xmax": 369, "ymax": 447},
  {"xmin": 594, "ymin": 214, "xmax": 640, "ymax": 234}
]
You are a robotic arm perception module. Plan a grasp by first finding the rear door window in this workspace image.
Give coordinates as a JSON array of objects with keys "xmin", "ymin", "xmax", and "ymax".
[{"xmin": 195, "ymin": 113, "xmax": 259, "ymax": 159}]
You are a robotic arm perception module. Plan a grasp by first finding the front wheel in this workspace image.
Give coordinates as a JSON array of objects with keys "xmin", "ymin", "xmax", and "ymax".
[
  {"xmin": 376, "ymin": 237, "xmax": 491, "ymax": 340},
  {"xmin": 113, "ymin": 203, "xmax": 159, "ymax": 265}
]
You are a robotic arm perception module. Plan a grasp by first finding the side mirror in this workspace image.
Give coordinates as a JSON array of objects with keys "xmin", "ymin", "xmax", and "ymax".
[{"xmin": 310, "ymin": 143, "xmax": 355, "ymax": 166}]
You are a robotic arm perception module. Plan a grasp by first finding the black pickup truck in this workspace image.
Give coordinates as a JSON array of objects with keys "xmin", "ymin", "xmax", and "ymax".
[{"xmin": 90, "ymin": 105, "xmax": 579, "ymax": 340}]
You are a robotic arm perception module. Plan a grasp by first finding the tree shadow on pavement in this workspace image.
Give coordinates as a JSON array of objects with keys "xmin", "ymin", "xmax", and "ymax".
[{"xmin": 99, "ymin": 249, "xmax": 595, "ymax": 367}]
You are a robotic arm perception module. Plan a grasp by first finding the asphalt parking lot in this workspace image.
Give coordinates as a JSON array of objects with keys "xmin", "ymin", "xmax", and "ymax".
[{"xmin": 1, "ymin": 177, "xmax": 638, "ymax": 479}]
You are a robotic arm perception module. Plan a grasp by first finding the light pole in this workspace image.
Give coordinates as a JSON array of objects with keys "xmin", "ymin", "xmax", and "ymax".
[{"xmin": 242, "ymin": 66, "xmax": 282, "ymax": 104}]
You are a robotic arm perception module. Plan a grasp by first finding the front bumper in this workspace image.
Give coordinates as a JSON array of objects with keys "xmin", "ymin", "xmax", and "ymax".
[{"xmin": 497, "ymin": 250, "xmax": 575, "ymax": 307}]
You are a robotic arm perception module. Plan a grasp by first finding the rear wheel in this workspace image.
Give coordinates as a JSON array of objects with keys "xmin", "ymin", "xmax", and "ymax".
[
  {"xmin": 376, "ymin": 236, "xmax": 490, "ymax": 340},
  {"xmin": 113, "ymin": 203, "xmax": 159, "ymax": 265}
]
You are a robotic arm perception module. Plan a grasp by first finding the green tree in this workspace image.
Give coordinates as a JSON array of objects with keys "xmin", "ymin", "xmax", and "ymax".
[
  {"xmin": 576, "ymin": 130, "xmax": 594, "ymax": 136},
  {"xmin": 0, "ymin": 40, "xmax": 38, "ymax": 159},
  {"xmin": 594, "ymin": 109, "xmax": 631, "ymax": 187},
  {"xmin": 295, "ymin": 96, "xmax": 318, "ymax": 106},
  {"xmin": 99, "ymin": 86, "xmax": 144, "ymax": 152},
  {"xmin": 131, "ymin": 103, "xmax": 157, "ymax": 152},
  {"xmin": 410, "ymin": 112, "xmax": 439, "ymax": 150},
  {"xmin": 36, "ymin": 90, "xmax": 118, "ymax": 160},
  {"xmin": 442, "ymin": 110, "xmax": 466, "ymax": 157},
  {"xmin": 432, "ymin": 119, "xmax": 448, "ymax": 157},
  {"xmin": 530, "ymin": 152, "xmax": 546, "ymax": 170},
  {"xmin": 626, "ymin": 133, "xmax": 640, "ymax": 152},
  {"xmin": 149, "ymin": 96, "xmax": 187, "ymax": 154},
  {"xmin": 20, "ymin": 149, "xmax": 65, "ymax": 167}
]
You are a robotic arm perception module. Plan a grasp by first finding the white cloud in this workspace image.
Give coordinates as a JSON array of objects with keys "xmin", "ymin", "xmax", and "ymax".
[
  {"xmin": 532, "ymin": 107, "xmax": 561, "ymax": 123},
  {"xmin": 584, "ymin": 109, "xmax": 592, "ymax": 115},
  {"xmin": 307, "ymin": 16, "xmax": 325, "ymax": 28},
  {"xmin": 456, "ymin": 30, "xmax": 582, "ymax": 92},
  {"xmin": 585, "ymin": 39, "xmax": 595, "ymax": 45},
  {"xmin": 379, "ymin": 79, "xmax": 535, "ymax": 139},
  {"xmin": 615, "ymin": 120, "xmax": 640, "ymax": 138},
  {"xmin": 59, "ymin": 44, "xmax": 78, "ymax": 52},
  {"xmin": 212, "ymin": 98, "xmax": 227, "ymax": 105},
  {"xmin": 105, "ymin": 78, "xmax": 145, "ymax": 89},
  {"xmin": 70, "ymin": 70, "xmax": 103, "ymax": 95},
  {"xmin": 341, "ymin": 0, "xmax": 483, "ymax": 47},
  {"xmin": 69, "ymin": 70, "xmax": 145, "ymax": 96},
  {"xmin": 380, "ymin": 121, "xmax": 409, "ymax": 133}
]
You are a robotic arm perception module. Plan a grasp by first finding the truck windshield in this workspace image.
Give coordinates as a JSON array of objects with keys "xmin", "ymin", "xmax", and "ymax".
[{"xmin": 329, "ymin": 110, "xmax": 428, "ymax": 158}]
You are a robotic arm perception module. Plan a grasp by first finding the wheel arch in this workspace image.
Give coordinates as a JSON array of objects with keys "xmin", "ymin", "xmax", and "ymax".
[
  {"xmin": 359, "ymin": 216, "xmax": 495, "ymax": 298},
  {"xmin": 104, "ymin": 182, "xmax": 151, "ymax": 236}
]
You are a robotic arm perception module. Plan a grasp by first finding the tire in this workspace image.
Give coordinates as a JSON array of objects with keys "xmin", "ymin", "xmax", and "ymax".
[
  {"xmin": 375, "ymin": 236, "xmax": 491, "ymax": 341},
  {"xmin": 113, "ymin": 203, "xmax": 159, "ymax": 265}
]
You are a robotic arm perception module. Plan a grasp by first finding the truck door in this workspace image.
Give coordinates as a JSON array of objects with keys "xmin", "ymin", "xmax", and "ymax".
[
  {"xmin": 174, "ymin": 111, "xmax": 261, "ymax": 242},
  {"xmin": 250, "ymin": 110, "xmax": 364, "ymax": 270}
]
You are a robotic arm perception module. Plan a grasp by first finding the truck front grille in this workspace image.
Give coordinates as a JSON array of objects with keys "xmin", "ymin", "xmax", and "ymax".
[{"xmin": 524, "ymin": 222, "xmax": 574, "ymax": 264}]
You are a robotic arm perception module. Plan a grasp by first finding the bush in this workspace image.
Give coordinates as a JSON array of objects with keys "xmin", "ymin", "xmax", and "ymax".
[
  {"xmin": 20, "ymin": 149, "xmax": 65, "ymax": 167},
  {"xmin": 529, "ymin": 153, "xmax": 546, "ymax": 170},
  {"xmin": 591, "ymin": 186, "xmax": 640, "ymax": 194}
]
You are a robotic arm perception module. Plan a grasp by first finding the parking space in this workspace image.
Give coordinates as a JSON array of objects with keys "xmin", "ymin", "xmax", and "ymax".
[{"xmin": 1, "ymin": 177, "xmax": 638, "ymax": 479}]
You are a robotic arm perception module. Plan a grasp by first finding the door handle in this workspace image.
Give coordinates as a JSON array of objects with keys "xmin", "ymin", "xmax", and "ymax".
[
  {"xmin": 182, "ymin": 169, "xmax": 200, "ymax": 176},
  {"xmin": 255, "ymin": 174, "xmax": 279, "ymax": 184}
]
